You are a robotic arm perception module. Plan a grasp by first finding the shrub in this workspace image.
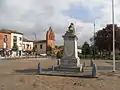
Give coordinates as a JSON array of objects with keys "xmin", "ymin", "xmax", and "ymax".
[{"xmin": 56, "ymin": 50, "xmax": 63, "ymax": 59}]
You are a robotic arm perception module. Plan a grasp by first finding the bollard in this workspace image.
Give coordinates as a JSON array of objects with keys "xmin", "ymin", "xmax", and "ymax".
[
  {"xmin": 83, "ymin": 61, "xmax": 85, "ymax": 67},
  {"xmin": 57, "ymin": 59, "xmax": 60, "ymax": 66},
  {"xmin": 92, "ymin": 63, "xmax": 97, "ymax": 77},
  {"xmin": 90, "ymin": 60, "xmax": 93, "ymax": 67},
  {"xmin": 80, "ymin": 64, "xmax": 84, "ymax": 72},
  {"xmin": 38, "ymin": 62, "xmax": 42, "ymax": 73},
  {"xmin": 52, "ymin": 66, "xmax": 54, "ymax": 71}
]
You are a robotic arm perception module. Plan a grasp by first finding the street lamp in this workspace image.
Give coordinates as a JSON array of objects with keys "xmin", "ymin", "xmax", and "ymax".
[
  {"xmin": 3, "ymin": 36, "xmax": 7, "ymax": 57},
  {"xmin": 33, "ymin": 32, "xmax": 37, "ymax": 57},
  {"xmin": 112, "ymin": 0, "xmax": 115, "ymax": 72},
  {"xmin": 93, "ymin": 20, "xmax": 96, "ymax": 60}
]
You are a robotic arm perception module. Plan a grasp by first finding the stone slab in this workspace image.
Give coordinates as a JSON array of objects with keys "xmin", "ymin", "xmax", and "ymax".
[
  {"xmin": 38, "ymin": 71, "xmax": 93, "ymax": 78},
  {"xmin": 55, "ymin": 66, "xmax": 80, "ymax": 72},
  {"xmin": 38, "ymin": 66, "xmax": 94, "ymax": 78}
]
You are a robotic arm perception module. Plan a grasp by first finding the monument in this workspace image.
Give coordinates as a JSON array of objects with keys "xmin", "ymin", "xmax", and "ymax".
[
  {"xmin": 38, "ymin": 23, "xmax": 93, "ymax": 77},
  {"xmin": 57, "ymin": 23, "xmax": 81, "ymax": 72}
]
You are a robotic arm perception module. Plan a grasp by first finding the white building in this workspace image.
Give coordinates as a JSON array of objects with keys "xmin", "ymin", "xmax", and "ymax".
[
  {"xmin": 22, "ymin": 38, "xmax": 33, "ymax": 55},
  {"xmin": 10, "ymin": 31, "xmax": 23, "ymax": 56}
]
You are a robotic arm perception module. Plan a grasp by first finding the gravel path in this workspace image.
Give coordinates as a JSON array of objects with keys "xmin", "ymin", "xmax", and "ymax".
[{"xmin": 0, "ymin": 59, "xmax": 120, "ymax": 90}]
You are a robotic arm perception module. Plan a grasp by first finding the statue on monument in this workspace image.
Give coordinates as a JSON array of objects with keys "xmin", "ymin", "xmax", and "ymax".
[{"xmin": 67, "ymin": 23, "xmax": 75, "ymax": 34}]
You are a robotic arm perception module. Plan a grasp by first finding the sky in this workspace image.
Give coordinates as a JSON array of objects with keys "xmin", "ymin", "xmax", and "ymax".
[{"xmin": 0, "ymin": 0, "xmax": 120, "ymax": 46}]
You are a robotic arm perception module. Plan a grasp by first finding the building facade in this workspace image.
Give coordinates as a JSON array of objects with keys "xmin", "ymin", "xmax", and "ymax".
[
  {"xmin": 34, "ymin": 27, "xmax": 55, "ymax": 55},
  {"xmin": 0, "ymin": 32, "xmax": 11, "ymax": 50},
  {"xmin": 0, "ymin": 29, "xmax": 23, "ymax": 56},
  {"xmin": 22, "ymin": 38, "xmax": 33, "ymax": 55},
  {"xmin": 46, "ymin": 27, "xmax": 55, "ymax": 49},
  {"xmin": 0, "ymin": 27, "xmax": 55, "ymax": 57},
  {"xmin": 11, "ymin": 32, "xmax": 23, "ymax": 56},
  {"xmin": 35, "ymin": 40, "xmax": 46, "ymax": 55},
  {"xmin": 0, "ymin": 31, "xmax": 11, "ymax": 56}
]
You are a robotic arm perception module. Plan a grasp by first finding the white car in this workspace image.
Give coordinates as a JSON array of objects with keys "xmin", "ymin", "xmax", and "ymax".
[{"xmin": 40, "ymin": 54, "xmax": 47, "ymax": 56}]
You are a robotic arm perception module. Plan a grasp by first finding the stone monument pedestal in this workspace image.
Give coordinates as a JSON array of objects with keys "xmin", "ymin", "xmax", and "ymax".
[
  {"xmin": 38, "ymin": 23, "xmax": 93, "ymax": 77},
  {"xmin": 56, "ymin": 24, "xmax": 80, "ymax": 72}
]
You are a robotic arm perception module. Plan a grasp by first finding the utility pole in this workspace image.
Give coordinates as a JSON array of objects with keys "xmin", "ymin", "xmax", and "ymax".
[{"xmin": 112, "ymin": 0, "xmax": 115, "ymax": 72}]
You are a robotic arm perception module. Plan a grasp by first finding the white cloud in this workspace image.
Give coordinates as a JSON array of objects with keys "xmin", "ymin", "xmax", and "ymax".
[{"xmin": 0, "ymin": 0, "xmax": 120, "ymax": 45}]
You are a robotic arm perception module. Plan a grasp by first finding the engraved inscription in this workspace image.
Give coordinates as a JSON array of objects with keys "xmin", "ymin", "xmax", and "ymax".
[{"xmin": 64, "ymin": 40, "xmax": 74, "ymax": 56}]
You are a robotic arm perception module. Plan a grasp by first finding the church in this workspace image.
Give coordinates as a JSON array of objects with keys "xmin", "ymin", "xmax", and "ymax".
[{"xmin": 34, "ymin": 27, "xmax": 55, "ymax": 56}]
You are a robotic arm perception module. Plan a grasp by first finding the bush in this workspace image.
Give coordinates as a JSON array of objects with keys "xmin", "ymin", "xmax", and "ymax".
[
  {"xmin": 12, "ymin": 44, "xmax": 18, "ymax": 51},
  {"xmin": 56, "ymin": 51, "xmax": 63, "ymax": 59},
  {"xmin": 105, "ymin": 55, "xmax": 120, "ymax": 60}
]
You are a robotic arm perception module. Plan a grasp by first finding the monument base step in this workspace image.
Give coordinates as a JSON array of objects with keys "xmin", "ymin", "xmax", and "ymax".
[{"xmin": 55, "ymin": 66, "xmax": 80, "ymax": 72}]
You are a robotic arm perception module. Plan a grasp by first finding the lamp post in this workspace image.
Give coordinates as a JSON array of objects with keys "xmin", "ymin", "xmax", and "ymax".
[
  {"xmin": 93, "ymin": 20, "xmax": 96, "ymax": 60},
  {"xmin": 33, "ymin": 32, "xmax": 37, "ymax": 57},
  {"xmin": 3, "ymin": 36, "xmax": 7, "ymax": 57},
  {"xmin": 112, "ymin": 0, "xmax": 115, "ymax": 72}
]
